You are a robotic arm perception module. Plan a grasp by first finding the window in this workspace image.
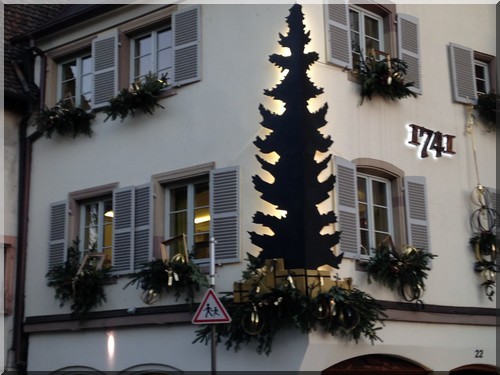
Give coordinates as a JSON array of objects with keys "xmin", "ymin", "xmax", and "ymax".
[
  {"xmin": 335, "ymin": 157, "xmax": 430, "ymax": 259},
  {"xmin": 153, "ymin": 164, "xmax": 240, "ymax": 265},
  {"xmin": 131, "ymin": 26, "xmax": 173, "ymax": 82},
  {"xmin": 449, "ymin": 43, "xmax": 496, "ymax": 104},
  {"xmin": 166, "ymin": 179, "xmax": 210, "ymax": 260},
  {"xmin": 325, "ymin": 2, "xmax": 421, "ymax": 93},
  {"xmin": 349, "ymin": 6, "xmax": 384, "ymax": 68},
  {"xmin": 79, "ymin": 197, "xmax": 113, "ymax": 268},
  {"xmin": 357, "ymin": 174, "xmax": 393, "ymax": 257},
  {"xmin": 474, "ymin": 60, "xmax": 490, "ymax": 95},
  {"xmin": 58, "ymin": 54, "xmax": 92, "ymax": 110}
]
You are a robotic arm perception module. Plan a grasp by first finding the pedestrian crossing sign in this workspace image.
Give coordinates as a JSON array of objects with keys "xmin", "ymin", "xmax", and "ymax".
[{"xmin": 192, "ymin": 288, "xmax": 232, "ymax": 324}]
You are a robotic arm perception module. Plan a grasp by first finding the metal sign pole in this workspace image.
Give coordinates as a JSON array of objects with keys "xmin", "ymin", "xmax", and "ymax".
[{"xmin": 209, "ymin": 237, "xmax": 216, "ymax": 375}]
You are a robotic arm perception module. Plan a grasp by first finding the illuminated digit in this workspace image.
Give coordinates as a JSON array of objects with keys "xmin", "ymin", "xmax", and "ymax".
[
  {"xmin": 430, "ymin": 131, "xmax": 445, "ymax": 157},
  {"xmin": 443, "ymin": 134, "xmax": 456, "ymax": 155},
  {"xmin": 419, "ymin": 127, "xmax": 434, "ymax": 158},
  {"xmin": 408, "ymin": 124, "xmax": 421, "ymax": 145}
]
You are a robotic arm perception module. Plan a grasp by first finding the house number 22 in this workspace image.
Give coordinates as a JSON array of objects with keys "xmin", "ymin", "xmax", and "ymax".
[{"xmin": 408, "ymin": 124, "xmax": 456, "ymax": 158}]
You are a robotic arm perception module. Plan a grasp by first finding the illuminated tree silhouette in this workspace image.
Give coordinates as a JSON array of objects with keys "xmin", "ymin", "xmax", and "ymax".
[{"xmin": 250, "ymin": 4, "xmax": 343, "ymax": 269}]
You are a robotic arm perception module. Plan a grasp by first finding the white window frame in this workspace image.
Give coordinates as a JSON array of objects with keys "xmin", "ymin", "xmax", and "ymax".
[
  {"xmin": 79, "ymin": 197, "xmax": 113, "ymax": 264},
  {"xmin": 130, "ymin": 25, "xmax": 173, "ymax": 83},
  {"xmin": 349, "ymin": 6, "xmax": 385, "ymax": 57},
  {"xmin": 357, "ymin": 173, "xmax": 394, "ymax": 258},
  {"xmin": 57, "ymin": 53, "xmax": 92, "ymax": 108},
  {"xmin": 164, "ymin": 177, "xmax": 210, "ymax": 262},
  {"xmin": 474, "ymin": 59, "xmax": 490, "ymax": 95}
]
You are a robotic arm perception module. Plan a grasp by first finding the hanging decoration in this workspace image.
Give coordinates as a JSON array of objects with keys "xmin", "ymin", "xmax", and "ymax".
[
  {"xmin": 466, "ymin": 105, "xmax": 498, "ymax": 300},
  {"xmin": 46, "ymin": 240, "xmax": 111, "ymax": 317},
  {"xmin": 469, "ymin": 185, "xmax": 498, "ymax": 300},
  {"xmin": 125, "ymin": 255, "xmax": 208, "ymax": 307},
  {"xmin": 193, "ymin": 253, "xmax": 386, "ymax": 355},
  {"xmin": 365, "ymin": 237, "xmax": 436, "ymax": 306}
]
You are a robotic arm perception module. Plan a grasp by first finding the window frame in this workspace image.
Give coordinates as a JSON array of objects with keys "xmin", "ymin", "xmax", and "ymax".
[
  {"xmin": 78, "ymin": 196, "xmax": 114, "ymax": 267},
  {"xmin": 357, "ymin": 172, "xmax": 395, "ymax": 258},
  {"xmin": 56, "ymin": 52, "xmax": 92, "ymax": 109},
  {"xmin": 164, "ymin": 177, "xmax": 210, "ymax": 262},
  {"xmin": 130, "ymin": 24, "xmax": 173, "ymax": 83},
  {"xmin": 349, "ymin": 5, "xmax": 385, "ymax": 59}
]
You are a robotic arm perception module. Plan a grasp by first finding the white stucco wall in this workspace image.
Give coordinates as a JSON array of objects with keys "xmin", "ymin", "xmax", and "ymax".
[{"xmin": 24, "ymin": 3, "xmax": 496, "ymax": 372}]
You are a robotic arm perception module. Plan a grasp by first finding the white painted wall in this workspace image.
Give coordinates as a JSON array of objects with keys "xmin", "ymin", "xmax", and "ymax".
[{"xmin": 25, "ymin": 3, "xmax": 497, "ymax": 372}]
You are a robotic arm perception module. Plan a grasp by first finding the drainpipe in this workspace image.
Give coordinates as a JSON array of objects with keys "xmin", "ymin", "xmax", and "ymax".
[{"xmin": 10, "ymin": 42, "xmax": 46, "ymax": 373}]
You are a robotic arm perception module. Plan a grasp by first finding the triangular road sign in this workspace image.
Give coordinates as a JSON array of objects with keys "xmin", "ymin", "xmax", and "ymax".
[{"xmin": 192, "ymin": 288, "xmax": 232, "ymax": 324}]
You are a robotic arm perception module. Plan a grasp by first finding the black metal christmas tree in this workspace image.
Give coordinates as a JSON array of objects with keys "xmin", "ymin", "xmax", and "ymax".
[{"xmin": 250, "ymin": 4, "xmax": 343, "ymax": 270}]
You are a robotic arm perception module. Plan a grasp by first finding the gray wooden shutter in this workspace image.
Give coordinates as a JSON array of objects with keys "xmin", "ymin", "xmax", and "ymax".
[
  {"xmin": 325, "ymin": 1, "xmax": 352, "ymax": 69},
  {"xmin": 172, "ymin": 5, "xmax": 201, "ymax": 86},
  {"xmin": 334, "ymin": 157, "xmax": 360, "ymax": 257},
  {"xmin": 92, "ymin": 33, "xmax": 118, "ymax": 109},
  {"xmin": 48, "ymin": 201, "xmax": 68, "ymax": 270},
  {"xmin": 134, "ymin": 183, "xmax": 153, "ymax": 270},
  {"xmin": 113, "ymin": 186, "xmax": 134, "ymax": 274},
  {"xmin": 449, "ymin": 43, "xmax": 477, "ymax": 104},
  {"xmin": 404, "ymin": 176, "xmax": 430, "ymax": 253},
  {"xmin": 210, "ymin": 166, "xmax": 239, "ymax": 264},
  {"xmin": 485, "ymin": 186, "xmax": 497, "ymax": 234},
  {"xmin": 397, "ymin": 13, "xmax": 422, "ymax": 94}
]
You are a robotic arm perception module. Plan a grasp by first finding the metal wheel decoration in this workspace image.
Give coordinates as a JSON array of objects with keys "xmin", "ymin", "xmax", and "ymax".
[{"xmin": 469, "ymin": 185, "xmax": 498, "ymax": 300}]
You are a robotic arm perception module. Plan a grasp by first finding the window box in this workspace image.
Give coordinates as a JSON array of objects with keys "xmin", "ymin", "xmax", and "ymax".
[
  {"xmin": 35, "ymin": 101, "xmax": 95, "ymax": 138},
  {"xmin": 103, "ymin": 73, "xmax": 170, "ymax": 122},
  {"xmin": 357, "ymin": 50, "xmax": 417, "ymax": 104}
]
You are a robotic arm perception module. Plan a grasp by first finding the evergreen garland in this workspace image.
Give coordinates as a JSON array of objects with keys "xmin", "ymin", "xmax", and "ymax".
[
  {"xmin": 104, "ymin": 73, "xmax": 169, "ymax": 122},
  {"xmin": 46, "ymin": 241, "xmax": 111, "ymax": 317},
  {"xmin": 475, "ymin": 91, "xmax": 498, "ymax": 131},
  {"xmin": 365, "ymin": 244, "xmax": 436, "ymax": 304},
  {"xmin": 125, "ymin": 257, "xmax": 209, "ymax": 306},
  {"xmin": 193, "ymin": 254, "xmax": 386, "ymax": 356},
  {"xmin": 357, "ymin": 50, "xmax": 417, "ymax": 105},
  {"xmin": 36, "ymin": 101, "xmax": 95, "ymax": 138}
]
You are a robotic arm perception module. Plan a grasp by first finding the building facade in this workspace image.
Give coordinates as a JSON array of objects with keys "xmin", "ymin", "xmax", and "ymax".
[{"xmin": 6, "ymin": 2, "xmax": 498, "ymax": 373}]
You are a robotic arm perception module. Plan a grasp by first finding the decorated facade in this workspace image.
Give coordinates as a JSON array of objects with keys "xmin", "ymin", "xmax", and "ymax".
[{"xmin": 4, "ymin": 2, "xmax": 498, "ymax": 373}]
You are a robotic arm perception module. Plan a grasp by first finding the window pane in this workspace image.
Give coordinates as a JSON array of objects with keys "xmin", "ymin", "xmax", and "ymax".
[
  {"xmin": 193, "ymin": 233, "xmax": 209, "ymax": 259},
  {"xmin": 194, "ymin": 207, "xmax": 210, "ymax": 234},
  {"xmin": 157, "ymin": 49, "xmax": 172, "ymax": 72},
  {"xmin": 359, "ymin": 203, "xmax": 368, "ymax": 229},
  {"xmin": 135, "ymin": 35, "xmax": 152, "ymax": 57},
  {"xmin": 195, "ymin": 182, "xmax": 209, "ymax": 207},
  {"xmin": 85, "ymin": 203, "xmax": 98, "ymax": 226},
  {"xmin": 365, "ymin": 38, "xmax": 380, "ymax": 54},
  {"xmin": 62, "ymin": 61, "xmax": 77, "ymax": 81},
  {"xmin": 375, "ymin": 232, "xmax": 388, "ymax": 248},
  {"xmin": 372, "ymin": 180, "xmax": 387, "ymax": 206},
  {"xmin": 360, "ymin": 229, "xmax": 369, "ymax": 255},
  {"xmin": 82, "ymin": 56, "xmax": 92, "ymax": 75},
  {"xmin": 349, "ymin": 10, "xmax": 360, "ymax": 32},
  {"xmin": 158, "ymin": 29, "xmax": 172, "ymax": 50},
  {"xmin": 135, "ymin": 55, "xmax": 153, "ymax": 79},
  {"xmin": 373, "ymin": 206, "xmax": 389, "ymax": 232},
  {"xmin": 61, "ymin": 81, "xmax": 76, "ymax": 103},
  {"xmin": 475, "ymin": 64, "xmax": 486, "ymax": 80},
  {"xmin": 170, "ymin": 211, "xmax": 187, "ymax": 237},
  {"xmin": 357, "ymin": 177, "xmax": 367, "ymax": 203},
  {"xmin": 364, "ymin": 15, "xmax": 380, "ymax": 40},
  {"xmin": 171, "ymin": 187, "xmax": 187, "ymax": 211}
]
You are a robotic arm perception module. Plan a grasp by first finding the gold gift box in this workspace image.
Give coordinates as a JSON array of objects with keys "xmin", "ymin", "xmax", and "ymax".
[{"xmin": 233, "ymin": 258, "xmax": 352, "ymax": 303}]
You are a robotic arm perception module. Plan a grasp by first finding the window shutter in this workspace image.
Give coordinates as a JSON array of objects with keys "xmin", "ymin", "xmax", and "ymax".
[
  {"xmin": 397, "ymin": 14, "xmax": 422, "ymax": 94},
  {"xmin": 210, "ymin": 166, "xmax": 239, "ymax": 264},
  {"xmin": 92, "ymin": 33, "xmax": 118, "ymax": 109},
  {"xmin": 134, "ymin": 184, "xmax": 153, "ymax": 270},
  {"xmin": 48, "ymin": 201, "xmax": 68, "ymax": 270},
  {"xmin": 334, "ymin": 157, "xmax": 360, "ymax": 257},
  {"xmin": 172, "ymin": 5, "xmax": 201, "ymax": 86},
  {"xmin": 449, "ymin": 43, "xmax": 477, "ymax": 104},
  {"xmin": 325, "ymin": 1, "xmax": 352, "ymax": 69},
  {"xmin": 113, "ymin": 186, "xmax": 134, "ymax": 274},
  {"xmin": 404, "ymin": 176, "xmax": 430, "ymax": 253},
  {"xmin": 485, "ymin": 186, "xmax": 497, "ymax": 234}
]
